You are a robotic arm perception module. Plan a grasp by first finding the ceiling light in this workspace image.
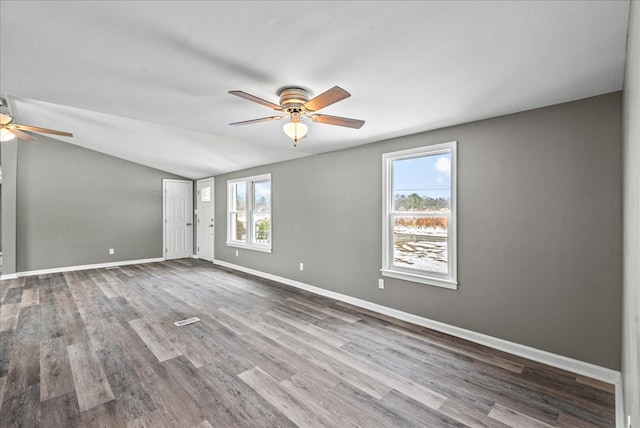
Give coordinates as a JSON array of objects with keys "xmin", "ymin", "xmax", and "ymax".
[
  {"xmin": 283, "ymin": 121, "xmax": 308, "ymax": 146},
  {"xmin": 282, "ymin": 112, "xmax": 308, "ymax": 146},
  {"xmin": 0, "ymin": 128, "xmax": 16, "ymax": 142}
]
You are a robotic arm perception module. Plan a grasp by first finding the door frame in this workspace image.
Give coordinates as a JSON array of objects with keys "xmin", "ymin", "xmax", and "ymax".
[
  {"xmin": 162, "ymin": 179, "xmax": 194, "ymax": 260},
  {"xmin": 196, "ymin": 177, "xmax": 215, "ymax": 262}
]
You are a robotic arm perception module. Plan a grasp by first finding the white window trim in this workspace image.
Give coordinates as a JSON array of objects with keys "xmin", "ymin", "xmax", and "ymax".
[
  {"xmin": 381, "ymin": 142, "xmax": 458, "ymax": 289},
  {"xmin": 226, "ymin": 173, "xmax": 272, "ymax": 253}
]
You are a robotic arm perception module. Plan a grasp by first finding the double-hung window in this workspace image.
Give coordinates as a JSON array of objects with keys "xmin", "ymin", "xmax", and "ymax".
[
  {"xmin": 381, "ymin": 142, "xmax": 457, "ymax": 289},
  {"xmin": 227, "ymin": 173, "xmax": 272, "ymax": 253}
]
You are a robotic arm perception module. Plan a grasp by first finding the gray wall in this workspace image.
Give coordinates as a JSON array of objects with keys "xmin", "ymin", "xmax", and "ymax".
[
  {"xmin": 1, "ymin": 139, "xmax": 18, "ymax": 274},
  {"xmin": 623, "ymin": 0, "xmax": 640, "ymax": 425},
  {"xmin": 215, "ymin": 92, "xmax": 623, "ymax": 370},
  {"xmin": 3, "ymin": 136, "xmax": 184, "ymax": 273},
  {"xmin": 0, "ymin": 183, "xmax": 3, "ymax": 252}
]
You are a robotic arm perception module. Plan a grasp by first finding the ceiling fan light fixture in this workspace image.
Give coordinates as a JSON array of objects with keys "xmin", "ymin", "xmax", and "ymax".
[
  {"xmin": 229, "ymin": 85, "xmax": 364, "ymax": 146},
  {"xmin": 283, "ymin": 121, "xmax": 308, "ymax": 146},
  {"xmin": 0, "ymin": 128, "xmax": 16, "ymax": 142}
]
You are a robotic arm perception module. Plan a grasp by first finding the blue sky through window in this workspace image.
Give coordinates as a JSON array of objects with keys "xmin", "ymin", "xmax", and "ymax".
[{"xmin": 393, "ymin": 152, "xmax": 451, "ymax": 200}]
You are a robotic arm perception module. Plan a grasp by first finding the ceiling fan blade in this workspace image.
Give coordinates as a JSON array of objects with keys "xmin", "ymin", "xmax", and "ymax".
[
  {"xmin": 229, "ymin": 116, "xmax": 284, "ymax": 126},
  {"xmin": 1, "ymin": 113, "xmax": 13, "ymax": 125},
  {"xmin": 13, "ymin": 124, "xmax": 73, "ymax": 137},
  {"xmin": 6, "ymin": 127, "xmax": 34, "ymax": 141},
  {"xmin": 304, "ymin": 86, "xmax": 350, "ymax": 112},
  {"xmin": 229, "ymin": 91, "xmax": 283, "ymax": 110},
  {"xmin": 310, "ymin": 114, "xmax": 365, "ymax": 129}
]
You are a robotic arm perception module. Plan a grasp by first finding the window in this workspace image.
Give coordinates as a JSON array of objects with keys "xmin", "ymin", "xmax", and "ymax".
[
  {"xmin": 382, "ymin": 142, "xmax": 457, "ymax": 289},
  {"xmin": 227, "ymin": 173, "xmax": 272, "ymax": 252},
  {"xmin": 200, "ymin": 186, "xmax": 211, "ymax": 202}
]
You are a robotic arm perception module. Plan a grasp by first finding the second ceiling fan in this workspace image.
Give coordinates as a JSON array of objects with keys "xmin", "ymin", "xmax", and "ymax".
[
  {"xmin": 0, "ymin": 97, "xmax": 73, "ymax": 142},
  {"xmin": 229, "ymin": 86, "xmax": 365, "ymax": 146}
]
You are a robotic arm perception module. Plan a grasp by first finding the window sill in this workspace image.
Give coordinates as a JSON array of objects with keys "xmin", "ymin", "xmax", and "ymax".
[
  {"xmin": 380, "ymin": 269, "xmax": 458, "ymax": 290},
  {"xmin": 226, "ymin": 241, "xmax": 272, "ymax": 253}
]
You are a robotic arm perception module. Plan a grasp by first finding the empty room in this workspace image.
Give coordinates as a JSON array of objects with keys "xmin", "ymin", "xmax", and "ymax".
[{"xmin": 1, "ymin": 1, "xmax": 639, "ymax": 427}]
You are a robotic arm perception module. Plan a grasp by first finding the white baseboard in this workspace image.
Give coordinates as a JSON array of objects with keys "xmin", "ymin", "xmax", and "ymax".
[
  {"xmin": 1, "ymin": 257, "xmax": 164, "ymax": 280},
  {"xmin": 213, "ymin": 259, "xmax": 622, "ymax": 388}
]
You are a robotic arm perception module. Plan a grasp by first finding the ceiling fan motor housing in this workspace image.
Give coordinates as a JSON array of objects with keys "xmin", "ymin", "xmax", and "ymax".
[{"xmin": 279, "ymin": 87, "xmax": 309, "ymax": 112}]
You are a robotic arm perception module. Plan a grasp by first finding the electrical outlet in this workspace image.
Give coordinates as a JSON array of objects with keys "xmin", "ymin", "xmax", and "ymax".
[
  {"xmin": 109, "ymin": 248, "xmax": 114, "ymax": 255},
  {"xmin": 235, "ymin": 250, "xmax": 239, "ymax": 256},
  {"xmin": 378, "ymin": 279, "xmax": 384, "ymax": 289},
  {"xmin": 299, "ymin": 262, "xmax": 304, "ymax": 271}
]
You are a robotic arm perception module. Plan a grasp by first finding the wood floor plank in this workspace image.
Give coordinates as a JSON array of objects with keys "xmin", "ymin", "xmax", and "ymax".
[
  {"xmin": 0, "ymin": 331, "xmax": 13, "ymax": 378},
  {"xmin": 576, "ymin": 374, "xmax": 616, "ymax": 393},
  {"xmin": 3, "ymin": 343, "xmax": 40, "ymax": 401},
  {"xmin": 341, "ymin": 341, "xmax": 498, "ymax": 415},
  {"xmin": 267, "ymin": 308, "xmax": 348, "ymax": 348},
  {"xmin": 67, "ymin": 341, "xmax": 115, "ymax": 412},
  {"xmin": 20, "ymin": 288, "xmax": 40, "ymax": 308},
  {"xmin": 125, "ymin": 408, "xmax": 179, "ymax": 428},
  {"xmin": 385, "ymin": 323, "xmax": 526, "ymax": 373},
  {"xmin": 438, "ymin": 398, "xmax": 512, "ymax": 428},
  {"xmin": 92, "ymin": 273, "xmax": 120, "ymax": 299},
  {"xmin": 2, "ymin": 287, "xmax": 23, "ymax": 305},
  {"xmin": 40, "ymin": 336, "xmax": 75, "ymax": 401},
  {"xmin": 286, "ymin": 296, "xmax": 361, "ymax": 323},
  {"xmin": 128, "ymin": 317, "xmax": 182, "ymax": 362},
  {"xmin": 96, "ymin": 344, "xmax": 157, "ymax": 422},
  {"xmin": 556, "ymin": 411, "xmax": 605, "ymax": 427},
  {"xmin": 279, "ymin": 377, "xmax": 367, "ymax": 427},
  {"xmin": 197, "ymin": 359, "xmax": 298, "ymax": 428},
  {"xmin": 281, "ymin": 371, "xmax": 414, "ymax": 428},
  {"xmin": 0, "ymin": 278, "xmax": 25, "ymax": 304},
  {"xmin": 191, "ymin": 421, "xmax": 214, "ymax": 428},
  {"xmin": 239, "ymin": 366, "xmax": 329, "ymax": 428},
  {"xmin": 0, "ymin": 303, "xmax": 21, "ymax": 332},
  {"xmin": 380, "ymin": 341, "xmax": 561, "ymax": 425},
  {"xmin": 472, "ymin": 358, "xmax": 613, "ymax": 425},
  {"xmin": 139, "ymin": 359, "xmax": 207, "ymax": 427},
  {"xmin": 0, "ymin": 383, "xmax": 40, "ymax": 426},
  {"xmin": 277, "ymin": 333, "xmax": 392, "ymax": 399},
  {"xmin": 288, "ymin": 324, "xmax": 448, "ymax": 410},
  {"xmin": 282, "ymin": 298, "xmax": 330, "ymax": 320},
  {"xmin": 170, "ymin": 321, "xmax": 221, "ymax": 368},
  {"xmin": 0, "ymin": 376, "xmax": 5, "ymax": 411},
  {"xmin": 199, "ymin": 307, "xmax": 254, "ymax": 336},
  {"xmin": 40, "ymin": 391, "xmax": 82, "ymax": 428},
  {"xmin": 80, "ymin": 399, "xmax": 127, "ymax": 428},
  {"xmin": 39, "ymin": 296, "xmax": 66, "ymax": 341},
  {"xmin": 377, "ymin": 389, "xmax": 466, "ymax": 428},
  {"xmin": 162, "ymin": 356, "xmax": 292, "ymax": 428},
  {"xmin": 489, "ymin": 402, "xmax": 556, "ymax": 427},
  {"xmin": 230, "ymin": 332, "xmax": 298, "ymax": 382}
]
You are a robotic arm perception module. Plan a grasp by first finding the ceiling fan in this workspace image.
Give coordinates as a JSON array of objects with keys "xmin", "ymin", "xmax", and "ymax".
[
  {"xmin": 229, "ymin": 86, "xmax": 365, "ymax": 146},
  {"xmin": 0, "ymin": 98, "xmax": 73, "ymax": 142}
]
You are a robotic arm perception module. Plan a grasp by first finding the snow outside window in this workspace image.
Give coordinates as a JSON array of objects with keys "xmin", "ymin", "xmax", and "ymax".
[
  {"xmin": 227, "ymin": 173, "xmax": 272, "ymax": 253},
  {"xmin": 381, "ymin": 142, "xmax": 457, "ymax": 289}
]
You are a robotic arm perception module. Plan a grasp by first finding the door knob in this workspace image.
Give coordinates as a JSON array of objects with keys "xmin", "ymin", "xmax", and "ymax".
[
  {"xmin": 208, "ymin": 224, "xmax": 214, "ymax": 228},
  {"xmin": 187, "ymin": 223, "xmax": 192, "ymax": 226}
]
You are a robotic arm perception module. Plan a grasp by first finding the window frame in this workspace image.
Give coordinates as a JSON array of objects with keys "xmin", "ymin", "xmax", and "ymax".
[
  {"xmin": 226, "ymin": 173, "xmax": 272, "ymax": 253},
  {"xmin": 381, "ymin": 142, "xmax": 458, "ymax": 289}
]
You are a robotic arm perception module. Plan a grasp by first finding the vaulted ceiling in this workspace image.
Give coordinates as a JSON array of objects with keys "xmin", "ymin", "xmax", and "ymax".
[{"xmin": 0, "ymin": 1, "xmax": 631, "ymax": 179}]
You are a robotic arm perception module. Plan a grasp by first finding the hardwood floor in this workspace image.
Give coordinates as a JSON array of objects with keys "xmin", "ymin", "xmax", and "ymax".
[{"xmin": 0, "ymin": 259, "xmax": 615, "ymax": 427}]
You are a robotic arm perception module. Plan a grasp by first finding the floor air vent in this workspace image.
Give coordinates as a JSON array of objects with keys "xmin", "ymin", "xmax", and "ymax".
[{"xmin": 174, "ymin": 317, "xmax": 200, "ymax": 327}]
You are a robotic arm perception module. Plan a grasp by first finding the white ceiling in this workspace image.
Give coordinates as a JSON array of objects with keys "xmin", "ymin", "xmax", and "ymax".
[{"xmin": 0, "ymin": 1, "xmax": 631, "ymax": 179}]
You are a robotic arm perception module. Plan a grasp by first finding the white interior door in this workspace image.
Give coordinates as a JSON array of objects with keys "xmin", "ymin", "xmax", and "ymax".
[
  {"xmin": 163, "ymin": 179, "xmax": 193, "ymax": 260},
  {"xmin": 197, "ymin": 178, "xmax": 215, "ymax": 261}
]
